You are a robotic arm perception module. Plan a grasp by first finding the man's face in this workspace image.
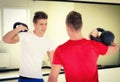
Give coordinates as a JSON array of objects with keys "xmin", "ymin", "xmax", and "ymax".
[{"xmin": 34, "ymin": 19, "xmax": 47, "ymax": 35}]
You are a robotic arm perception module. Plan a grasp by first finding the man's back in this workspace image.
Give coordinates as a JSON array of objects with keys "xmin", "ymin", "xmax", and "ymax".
[{"xmin": 53, "ymin": 38, "xmax": 108, "ymax": 82}]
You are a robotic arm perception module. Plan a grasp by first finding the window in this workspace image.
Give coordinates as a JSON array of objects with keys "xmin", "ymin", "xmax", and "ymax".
[{"xmin": 3, "ymin": 8, "xmax": 30, "ymax": 35}]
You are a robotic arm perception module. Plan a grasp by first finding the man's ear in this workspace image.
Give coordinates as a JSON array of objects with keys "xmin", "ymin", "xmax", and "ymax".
[
  {"xmin": 66, "ymin": 25, "xmax": 69, "ymax": 31},
  {"xmin": 66, "ymin": 24, "xmax": 72, "ymax": 32}
]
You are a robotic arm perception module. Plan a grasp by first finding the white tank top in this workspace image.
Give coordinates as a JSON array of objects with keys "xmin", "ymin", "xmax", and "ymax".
[{"xmin": 18, "ymin": 31, "xmax": 53, "ymax": 78}]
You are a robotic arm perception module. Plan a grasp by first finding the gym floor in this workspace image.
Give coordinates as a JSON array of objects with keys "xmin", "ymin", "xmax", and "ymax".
[
  {"xmin": 0, "ymin": 67, "xmax": 66, "ymax": 82},
  {"xmin": 0, "ymin": 67, "xmax": 120, "ymax": 82}
]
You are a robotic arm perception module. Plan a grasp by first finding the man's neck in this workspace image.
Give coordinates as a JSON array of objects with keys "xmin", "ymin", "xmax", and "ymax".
[
  {"xmin": 33, "ymin": 30, "xmax": 43, "ymax": 37},
  {"xmin": 70, "ymin": 32, "xmax": 83, "ymax": 40}
]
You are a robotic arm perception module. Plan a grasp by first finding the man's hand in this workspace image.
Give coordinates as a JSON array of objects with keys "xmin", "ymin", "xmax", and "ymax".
[
  {"xmin": 16, "ymin": 25, "xmax": 28, "ymax": 32},
  {"xmin": 47, "ymin": 50, "xmax": 54, "ymax": 65},
  {"xmin": 90, "ymin": 28, "xmax": 99, "ymax": 38}
]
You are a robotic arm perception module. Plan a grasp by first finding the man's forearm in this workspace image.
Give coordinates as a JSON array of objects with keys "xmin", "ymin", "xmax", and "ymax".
[
  {"xmin": 2, "ymin": 28, "xmax": 19, "ymax": 42},
  {"xmin": 48, "ymin": 76, "xmax": 57, "ymax": 82},
  {"xmin": 48, "ymin": 64, "xmax": 61, "ymax": 82}
]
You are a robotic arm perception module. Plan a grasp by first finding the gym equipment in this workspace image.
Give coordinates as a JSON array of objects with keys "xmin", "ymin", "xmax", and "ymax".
[
  {"xmin": 90, "ymin": 28, "xmax": 115, "ymax": 46},
  {"xmin": 13, "ymin": 22, "xmax": 28, "ymax": 32}
]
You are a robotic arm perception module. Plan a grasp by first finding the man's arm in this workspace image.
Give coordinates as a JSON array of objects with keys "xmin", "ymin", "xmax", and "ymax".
[
  {"xmin": 2, "ymin": 25, "xmax": 28, "ymax": 44},
  {"xmin": 48, "ymin": 64, "xmax": 62, "ymax": 82},
  {"xmin": 105, "ymin": 43, "xmax": 119, "ymax": 55},
  {"xmin": 90, "ymin": 28, "xmax": 119, "ymax": 55},
  {"xmin": 47, "ymin": 50, "xmax": 54, "ymax": 64}
]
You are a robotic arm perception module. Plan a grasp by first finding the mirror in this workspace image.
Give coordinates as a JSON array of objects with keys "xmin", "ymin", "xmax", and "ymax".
[
  {"xmin": 0, "ymin": 0, "xmax": 120, "ymax": 69},
  {"xmin": 0, "ymin": 0, "xmax": 120, "ymax": 81}
]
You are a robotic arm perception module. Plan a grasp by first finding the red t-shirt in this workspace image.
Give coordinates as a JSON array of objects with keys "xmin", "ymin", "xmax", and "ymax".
[{"xmin": 52, "ymin": 38, "xmax": 108, "ymax": 82}]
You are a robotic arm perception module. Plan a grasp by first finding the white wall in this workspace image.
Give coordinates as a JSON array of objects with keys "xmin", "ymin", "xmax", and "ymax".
[
  {"xmin": 46, "ymin": 2, "xmax": 74, "ymax": 48},
  {"xmin": 74, "ymin": 0, "xmax": 120, "ymax": 3},
  {"xmin": 0, "ymin": 0, "xmax": 120, "ymax": 68},
  {"xmin": 0, "ymin": 8, "xmax": 1, "ymax": 40}
]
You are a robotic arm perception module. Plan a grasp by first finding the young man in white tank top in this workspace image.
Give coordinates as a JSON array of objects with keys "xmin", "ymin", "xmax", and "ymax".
[{"xmin": 3, "ymin": 11, "xmax": 54, "ymax": 82}]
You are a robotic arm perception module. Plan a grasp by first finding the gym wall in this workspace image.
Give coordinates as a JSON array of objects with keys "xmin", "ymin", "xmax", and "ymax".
[{"xmin": 0, "ymin": 0, "xmax": 120, "ymax": 69}]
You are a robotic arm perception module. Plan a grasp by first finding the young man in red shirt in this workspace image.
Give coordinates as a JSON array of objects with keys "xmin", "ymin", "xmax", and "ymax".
[{"xmin": 48, "ymin": 11, "xmax": 119, "ymax": 82}]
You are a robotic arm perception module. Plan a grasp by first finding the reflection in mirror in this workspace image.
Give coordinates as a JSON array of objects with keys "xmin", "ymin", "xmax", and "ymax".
[
  {"xmin": 0, "ymin": 0, "xmax": 120, "ymax": 82},
  {"xmin": 0, "ymin": 8, "xmax": 1, "ymax": 40}
]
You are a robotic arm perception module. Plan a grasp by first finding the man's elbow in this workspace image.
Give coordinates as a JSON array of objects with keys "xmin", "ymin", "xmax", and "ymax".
[
  {"xmin": 110, "ymin": 44, "xmax": 119, "ymax": 54},
  {"xmin": 2, "ymin": 36, "xmax": 9, "ymax": 43},
  {"xmin": 2, "ymin": 36, "xmax": 18, "ymax": 44},
  {"xmin": 113, "ymin": 45, "xmax": 119, "ymax": 55},
  {"xmin": 115, "ymin": 45, "xmax": 119, "ymax": 52}
]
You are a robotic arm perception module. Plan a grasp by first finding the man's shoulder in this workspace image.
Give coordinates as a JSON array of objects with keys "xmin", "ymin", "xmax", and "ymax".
[
  {"xmin": 56, "ymin": 40, "xmax": 70, "ymax": 50},
  {"xmin": 18, "ymin": 31, "xmax": 33, "ymax": 40},
  {"xmin": 60, "ymin": 40, "xmax": 70, "ymax": 47},
  {"xmin": 58, "ymin": 39, "xmax": 95, "ymax": 48}
]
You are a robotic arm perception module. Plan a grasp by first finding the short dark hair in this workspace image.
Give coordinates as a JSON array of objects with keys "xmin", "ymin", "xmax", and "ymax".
[
  {"xmin": 66, "ymin": 11, "xmax": 82, "ymax": 30},
  {"xmin": 33, "ymin": 11, "xmax": 48, "ymax": 23}
]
